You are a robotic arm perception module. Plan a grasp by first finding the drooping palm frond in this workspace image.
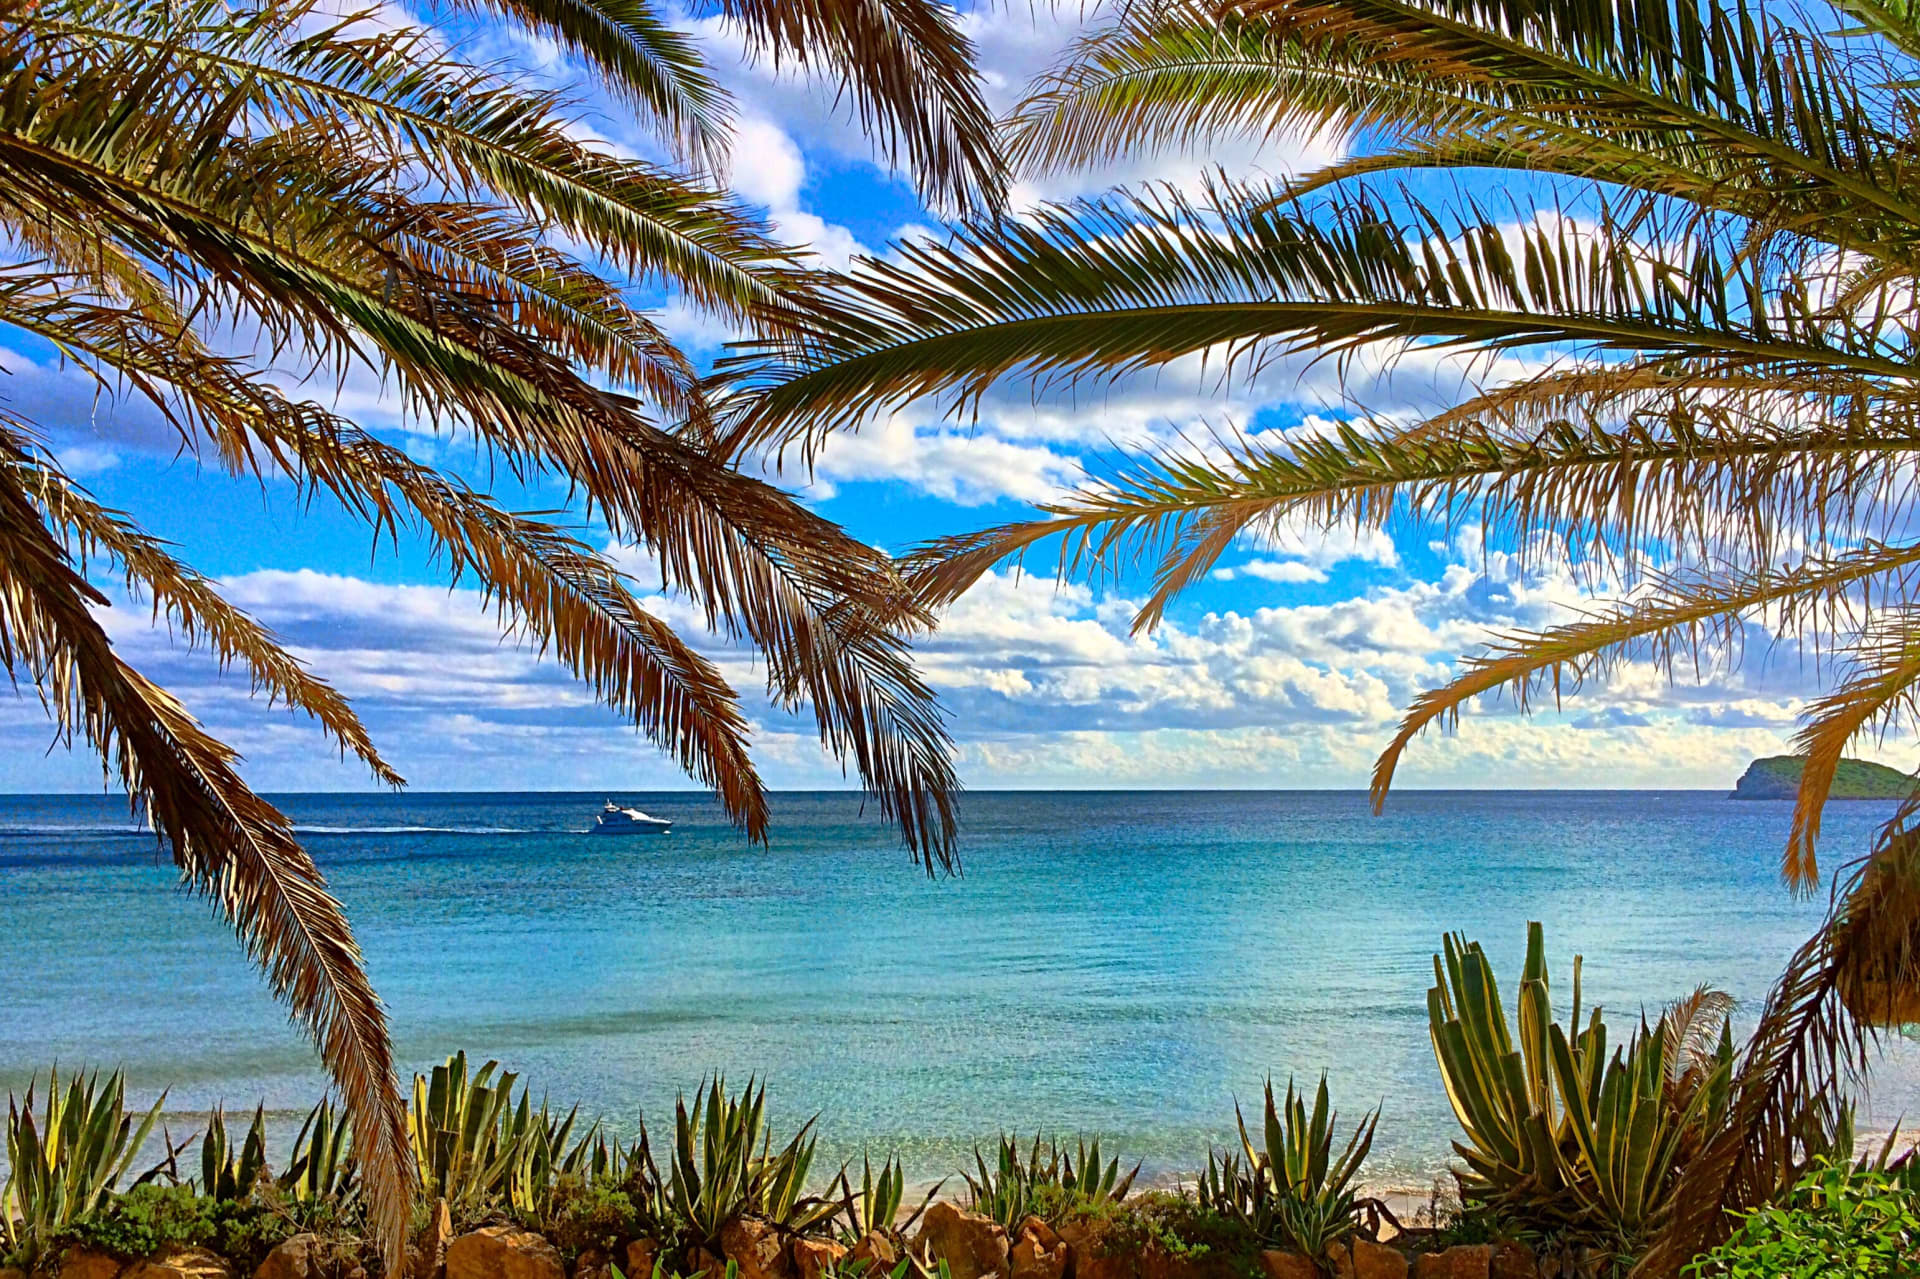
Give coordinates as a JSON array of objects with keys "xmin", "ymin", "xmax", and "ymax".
[
  {"xmin": 0, "ymin": 466, "xmax": 412, "ymax": 1276},
  {"xmin": 1642, "ymin": 823, "xmax": 1920, "ymax": 1272},
  {"xmin": 0, "ymin": 0, "xmax": 992, "ymax": 1264},
  {"xmin": 431, "ymin": 0, "xmax": 731, "ymax": 171}
]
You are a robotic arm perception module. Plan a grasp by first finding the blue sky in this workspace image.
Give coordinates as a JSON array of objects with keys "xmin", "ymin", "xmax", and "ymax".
[{"xmin": 0, "ymin": 3, "xmax": 1876, "ymax": 797}]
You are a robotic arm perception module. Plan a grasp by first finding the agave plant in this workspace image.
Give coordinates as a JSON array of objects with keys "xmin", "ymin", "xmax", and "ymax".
[
  {"xmin": 200, "ymin": 1104, "xmax": 268, "ymax": 1203},
  {"xmin": 278, "ymin": 1098, "xmax": 355, "ymax": 1205},
  {"xmin": 1195, "ymin": 1077, "xmax": 1376, "ymax": 1258},
  {"xmin": 408, "ymin": 1053, "xmax": 541, "ymax": 1215},
  {"xmin": 1429, "ymin": 924, "xmax": 1733, "ymax": 1249},
  {"xmin": 1, "ymin": 1068, "xmax": 165, "ymax": 1266},
  {"xmin": 665, "ymin": 1077, "xmax": 834, "ymax": 1245},
  {"xmin": 963, "ymin": 1135, "xmax": 1138, "ymax": 1231},
  {"xmin": 833, "ymin": 1153, "xmax": 940, "ymax": 1240}
]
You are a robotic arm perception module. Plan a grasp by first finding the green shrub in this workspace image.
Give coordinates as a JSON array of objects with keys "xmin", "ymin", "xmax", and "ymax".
[
  {"xmin": 1685, "ymin": 1159, "xmax": 1920, "ymax": 1278},
  {"xmin": 540, "ymin": 1176, "xmax": 640, "ymax": 1259},
  {"xmin": 1051, "ymin": 1192, "xmax": 1260, "ymax": 1275},
  {"xmin": 50, "ymin": 1182, "xmax": 302, "ymax": 1265},
  {"xmin": 661, "ymin": 1077, "xmax": 832, "ymax": 1245},
  {"xmin": 1428, "ymin": 924, "xmax": 1732, "ymax": 1248}
]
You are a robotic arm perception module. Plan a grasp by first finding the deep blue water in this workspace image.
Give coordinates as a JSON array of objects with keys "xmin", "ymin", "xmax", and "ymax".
[{"xmin": 1, "ymin": 789, "xmax": 1915, "ymax": 1188}]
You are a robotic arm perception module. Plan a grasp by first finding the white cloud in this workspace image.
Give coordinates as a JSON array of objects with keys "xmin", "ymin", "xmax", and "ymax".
[{"xmin": 1213, "ymin": 560, "xmax": 1327, "ymax": 584}]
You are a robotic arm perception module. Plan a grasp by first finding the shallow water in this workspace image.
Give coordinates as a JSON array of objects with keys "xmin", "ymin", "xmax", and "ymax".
[{"xmin": 2, "ymin": 789, "xmax": 1915, "ymax": 1188}]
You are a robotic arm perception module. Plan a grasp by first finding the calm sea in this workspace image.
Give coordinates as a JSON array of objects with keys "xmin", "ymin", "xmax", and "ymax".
[{"xmin": 2, "ymin": 790, "xmax": 1916, "ymax": 1189}]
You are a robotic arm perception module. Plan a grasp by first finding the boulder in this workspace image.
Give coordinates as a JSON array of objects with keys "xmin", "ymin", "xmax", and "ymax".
[
  {"xmin": 1350, "ymin": 1241, "xmax": 1408, "ymax": 1279},
  {"xmin": 792, "ymin": 1240, "xmax": 848, "ymax": 1279},
  {"xmin": 686, "ymin": 1246, "xmax": 723, "ymax": 1279},
  {"xmin": 1009, "ymin": 1233, "xmax": 1066, "ymax": 1279},
  {"xmin": 1487, "ymin": 1245, "xmax": 1534, "ymax": 1279},
  {"xmin": 445, "ymin": 1228, "xmax": 566, "ymax": 1279},
  {"xmin": 255, "ymin": 1235, "xmax": 327, "ymax": 1279},
  {"xmin": 1015, "ymin": 1222, "xmax": 1060, "ymax": 1255},
  {"xmin": 59, "ymin": 1249, "xmax": 125, "ymax": 1279},
  {"xmin": 1411, "ymin": 1247, "xmax": 1490, "ymax": 1279},
  {"xmin": 719, "ymin": 1220, "xmax": 791, "ymax": 1279},
  {"xmin": 410, "ymin": 1199, "xmax": 452, "ymax": 1279},
  {"xmin": 625, "ymin": 1240, "xmax": 660, "ymax": 1279},
  {"xmin": 573, "ymin": 1250, "xmax": 615, "ymax": 1279},
  {"xmin": 914, "ymin": 1204, "xmax": 1007, "ymax": 1279},
  {"xmin": 121, "ymin": 1249, "xmax": 234, "ymax": 1279},
  {"xmin": 848, "ymin": 1234, "xmax": 895, "ymax": 1276},
  {"xmin": 1, "ymin": 1265, "xmax": 26, "ymax": 1279},
  {"xmin": 1256, "ymin": 1253, "xmax": 1317, "ymax": 1279}
]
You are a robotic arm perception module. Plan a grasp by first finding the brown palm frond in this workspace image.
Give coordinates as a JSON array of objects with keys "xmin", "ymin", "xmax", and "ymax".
[
  {"xmin": 0, "ymin": 470, "xmax": 412, "ymax": 1278},
  {"xmin": 1640, "ymin": 828, "xmax": 1920, "ymax": 1275},
  {"xmin": 1786, "ymin": 615, "xmax": 1920, "ymax": 890},
  {"xmin": 5, "ymin": 437, "xmax": 404, "ymax": 788},
  {"xmin": 1367, "ymin": 543, "xmax": 1920, "ymax": 887}
]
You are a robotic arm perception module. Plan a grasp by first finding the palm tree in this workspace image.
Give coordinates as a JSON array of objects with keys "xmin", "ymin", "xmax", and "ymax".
[
  {"xmin": 0, "ymin": 0, "xmax": 999, "ymax": 1264},
  {"xmin": 714, "ymin": 0, "xmax": 1920, "ymax": 1266}
]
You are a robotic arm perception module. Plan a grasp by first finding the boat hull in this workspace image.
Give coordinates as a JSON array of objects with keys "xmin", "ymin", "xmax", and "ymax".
[{"xmin": 591, "ymin": 821, "xmax": 672, "ymax": 835}]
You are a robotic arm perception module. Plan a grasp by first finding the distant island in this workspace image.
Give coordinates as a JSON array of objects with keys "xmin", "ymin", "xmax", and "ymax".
[{"xmin": 1730, "ymin": 755, "xmax": 1913, "ymax": 800}]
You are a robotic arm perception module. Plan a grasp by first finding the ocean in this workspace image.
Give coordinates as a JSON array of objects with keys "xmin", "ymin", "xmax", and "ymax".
[{"xmin": 2, "ymin": 789, "xmax": 1916, "ymax": 1190}]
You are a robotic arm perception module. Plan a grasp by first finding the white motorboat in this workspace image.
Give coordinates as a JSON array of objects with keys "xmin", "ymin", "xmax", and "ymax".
[{"xmin": 592, "ymin": 800, "xmax": 672, "ymax": 834}]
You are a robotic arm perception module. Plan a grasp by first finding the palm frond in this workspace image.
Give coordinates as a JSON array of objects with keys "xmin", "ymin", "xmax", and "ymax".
[
  {"xmin": 691, "ymin": 0, "xmax": 1005, "ymax": 215},
  {"xmin": 0, "ymin": 469, "xmax": 412, "ymax": 1279},
  {"xmin": 906, "ymin": 404, "xmax": 1920, "ymax": 637},
  {"xmin": 1639, "ymin": 826, "xmax": 1920, "ymax": 1274},
  {"xmin": 1784, "ymin": 615, "xmax": 1920, "ymax": 889},
  {"xmin": 1366, "ymin": 544, "xmax": 1920, "ymax": 889},
  {"xmin": 429, "ymin": 0, "xmax": 730, "ymax": 170},
  {"xmin": 6, "ymin": 436, "xmax": 403, "ymax": 788},
  {"xmin": 716, "ymin": 185, "xmax": 1904, "ymax": 459}
]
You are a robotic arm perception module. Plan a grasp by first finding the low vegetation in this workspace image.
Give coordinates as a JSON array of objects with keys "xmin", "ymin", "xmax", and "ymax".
[{"xmin": 2, "ymin": 927, "xmax": 1903, "ymax": 1279}]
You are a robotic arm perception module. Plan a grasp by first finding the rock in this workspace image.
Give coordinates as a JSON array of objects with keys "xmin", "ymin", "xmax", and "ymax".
[
  {"xmin": 411, "ymin": 1199, "xmax": 452, "ymax": 1279},
  {"xmin": 60, "ymin": 1249, "xmax": 125, "ymax": 1279},
  {"xmin": 1487, "ymin": 1244, "xmax": 1534, "ymax": 1279},
  {"xmin": 686, "ymin": 1247, "xmax": 723, "ymax": 1279},
  {"xmin": 625, "ymin": 1240, "xmax": 660, "ymax": 1279},
  {"xmin": 2, "ymin": 1265, "xmax": 26, "ymax": 1279},
  {"xmin": 445, "ymin": 1228, "xmax": 565, "ymax": 1279},
  {"xmin": 1009, "ymin": 1234, "xmax": 1066, "ymax": 1279},
  {"xmin": 848, "ymin": 1235, "xmax": 895, "ymax": 1274},
  {"xmin": 1350, "ymin": 1241, "xmax": 1408, "ymax": 1279},
  {"xmin": 719, "ymin": 1220, "xmax": 791, "ymax": 1279},
  {"xmin": 1256, "ymin": 1253, "xmax": 1317, "ymax": 1279},
  {"xmin": 914, "ymin": 1204, "xmax": 1008, "ymax": 1279},
  {"xmin": 255, "ymin": 1235, "xmax": 326, "ymax": 1279},
  {"xmin": 122, "ymin": 1249, "xmax": 234, "ymax": 1279},
  {"xmin": 792, "ymin": 1240, "xmax": 848, "ymax": 1279},
  {"xmin": 574, "ymin": 1251, "xmax": 614, "ymax": 1279},
  {"xmin": 1324, "ymin": 1244, "xmax": 1355, "ymax": 1279},
  {"xmin": 1411, "ymin": 1248, "xmax": 1490, "ymax": 1279},
  {"xmin": 1015, "ymin": 1222, "xmax": 1060, "ymax": 1255}
]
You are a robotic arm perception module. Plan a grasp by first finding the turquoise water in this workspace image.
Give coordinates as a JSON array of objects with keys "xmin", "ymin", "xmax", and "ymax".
[{"xmin": 2, "ymin": 790, "xmax": 1916, "ymax": 1189}]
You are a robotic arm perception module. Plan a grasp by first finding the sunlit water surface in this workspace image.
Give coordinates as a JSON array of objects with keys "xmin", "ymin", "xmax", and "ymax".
[{"xmin": 3, "ymin": 790, "xmax": 1915, "ymax": 1188}]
